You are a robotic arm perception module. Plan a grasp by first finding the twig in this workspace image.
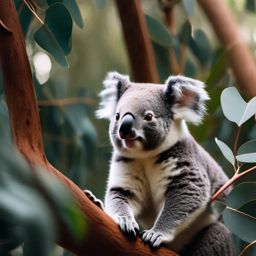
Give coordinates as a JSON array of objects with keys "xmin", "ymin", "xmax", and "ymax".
[
  {"xmin": 239, "ymin": 240, "xmax": 256, "ymax": 256},
  {"xmin": 23, "ymin": 0, "xmax": 44, "ymax": 25},
  {"xmin": 233, "ymin": 126, "xmax": 241, "ymax": 168},
  {"xmin": 163, "ymin": 6, "xmax": 181, "ymax": 75},
  {"xmin": 211, "ymin": 165, "xmax": 256, "ymax": 201}
]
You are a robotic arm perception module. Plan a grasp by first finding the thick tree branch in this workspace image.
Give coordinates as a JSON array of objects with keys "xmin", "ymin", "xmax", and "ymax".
[
  {"xmin": 0, "ymin": 1, "xmax": 176, "ymax": 255},
  {"xmin": 115, "ymin": 0, "xmax": 159, "ymax": 83},
  {"xmin": 198, "ymin": 0, "xmax": 256, "ymax": 97}
]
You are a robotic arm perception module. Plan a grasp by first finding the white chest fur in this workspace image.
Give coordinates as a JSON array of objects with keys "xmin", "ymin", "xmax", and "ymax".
[{"xmin": 107, "ymin": 154, "xmax": 180, "ymax": 228}]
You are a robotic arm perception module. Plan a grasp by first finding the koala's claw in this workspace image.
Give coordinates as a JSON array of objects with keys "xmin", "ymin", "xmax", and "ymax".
[
  {"xmin": 117, "ymin": 216, "xmax": 139, "ymax": 237},
  {"xmin": 83, "ymin": 189, "xmax": 104, "ymax": 210},
  {"xmin": 142, "ymin": 230, "xmax": 164, "ymax": 249}
]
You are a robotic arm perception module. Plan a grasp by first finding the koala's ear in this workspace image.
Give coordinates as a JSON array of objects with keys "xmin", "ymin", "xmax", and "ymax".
[
  {"xmin": 165, "ymin": 75, "xmax": 209, "ymax": 124},
  {"xmin": 96, "ymin": 71, "xmax": 130, "ymax": 119}
]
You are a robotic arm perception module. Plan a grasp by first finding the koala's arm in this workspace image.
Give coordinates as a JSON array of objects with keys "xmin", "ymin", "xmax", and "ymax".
[
  {"xmin": 143, "ymin": 168, "xmax": 210, "ymax": 248},
  {"xmin": 105, "ymin": 186, "xmax": 140, "ymax": 236}
]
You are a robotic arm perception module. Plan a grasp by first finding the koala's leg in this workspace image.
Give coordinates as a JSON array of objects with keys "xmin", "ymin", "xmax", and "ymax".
[
  {"xmin": 83, "ymin": 189, "xmax": 104, "ymax": 210},
  {"xmin": 180, "ymin": 222, "xmax": 235, "ymax": 256}
]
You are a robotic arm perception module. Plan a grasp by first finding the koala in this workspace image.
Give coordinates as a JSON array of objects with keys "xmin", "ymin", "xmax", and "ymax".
[{"xmin": 96, "ymin": 72, "xmax": 234, "ymax": 255}]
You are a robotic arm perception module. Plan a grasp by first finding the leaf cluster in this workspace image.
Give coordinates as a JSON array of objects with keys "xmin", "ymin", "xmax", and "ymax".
[{"xmin": 215, "ymin": 88, "xmax": 256, "ymax": 255}]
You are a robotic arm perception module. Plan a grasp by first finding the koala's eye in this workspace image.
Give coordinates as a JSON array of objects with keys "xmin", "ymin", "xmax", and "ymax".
[
  {"xmin": 144, "ymin": 113, "xmax": 153, "ymax": 121},
  {"xmin": 116, "ymin": 113, "xmax": 120, "ymax": 121}
]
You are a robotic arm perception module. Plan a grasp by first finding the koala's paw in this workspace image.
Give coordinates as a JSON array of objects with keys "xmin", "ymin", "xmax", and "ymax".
[
  {"xmin": 142, "ymin": 229, "xmax": 174, "ymax": 249},
  {"xmin": 83, "ymin": 189, "xmax": 104, "ymax": 210},
  {"xmin": 117, "ymin": 216, "xmax": 139, "ymax": 238}
]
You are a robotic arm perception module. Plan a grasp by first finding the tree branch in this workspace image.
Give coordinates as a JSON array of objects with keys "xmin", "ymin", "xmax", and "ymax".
[
  {"xmin": 115, "ymin": 0, "xmax": 159, "ymax": 83},
  {"xmin": 198, "ymin": 0, "xmax": 256, "ymax": 98},
  {"xmin": 0, "ymin": 1, "xmax": 176, "ymax": 255}
]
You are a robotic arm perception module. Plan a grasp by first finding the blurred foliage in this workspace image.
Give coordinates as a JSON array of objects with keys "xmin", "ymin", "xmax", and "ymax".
[{"xmin": 0, "ymin": 0, "xmax": 256, "ymax": 255}]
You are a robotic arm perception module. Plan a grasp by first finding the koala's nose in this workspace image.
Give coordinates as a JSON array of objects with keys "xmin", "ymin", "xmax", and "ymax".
[{"xmin": 119, "ymin": 114, "xmax": 136, "ymax": 139}]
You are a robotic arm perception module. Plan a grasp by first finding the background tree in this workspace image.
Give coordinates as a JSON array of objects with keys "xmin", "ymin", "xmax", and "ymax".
[{"xmin": 1, "ymin": 0, "xmax": 256, "ymax": 255}]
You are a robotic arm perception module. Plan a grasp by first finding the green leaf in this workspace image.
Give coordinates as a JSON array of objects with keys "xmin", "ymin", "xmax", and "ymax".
[
  {"xmin": 145, "ymin": 15, "xmax": 174, "ymax": 48},
  {"xmin": 63, "ymin": 0, "xmax": 83, "ymax": 28},
  {"xmin": 34, "ymin": 26, "xmax": 68, "ymax": 67},
  {"xmin": 182, "ymin": 0, "xmax": 195, "ymax": 17},
  {"xmin": 152, "ymin": 42, "xmax": 170, "ymax": 82},
  {"xmin": 47, "ymin": 0, "xmax": 84, "ymax": 28},
  {"xmin": 227, "ymin": 182, "xmax": 256, "ymax": 209},
  {"xmin": 215, "ymin": 138, "xmax": 235, "ymax": 166},
  {"xmin": 19, "ymin": 5, "xmax": 33, "ymax": 35},
  {"xmin": 206, "ymin": 49, "xmax": 228, "ymax": 87},
  {"xmin": 245, "ymin": 0, "xmax": 256, "ymax": 12},
  {"xmin": 238, "ymin": 140, "xmax": 256, "ymax": 155},
  {"xmin": 189, "ymin": 29, "xmax": 212, "ymax": 65},
  {"xmin": 237, "ymin": 140, "xmax": 256, "ymax": 163},
  {"xmin": 224, "ymin": 202, "xmax": 256, "ymax": 243},
  {"xmin": 45, "ymin": 3, "xmax": 73, "ymax": 54},
  {"xmin": 34, "ymin": 3, "xmax": 73, "ymax": 67},
  {"xmin": 236, "ymin": 153, "xmax": 256, "ymax": 163},
  {"xmin": 220, "ymin": 87, "xmax": 256, "ymax": 126},
  {"xmin": 210, "ymin": 200, "xmax": 226, "ymax": 215},
  {"xmin": 93, "ymin": 0, "xmax": 107, "ymax": 9},
  {"xmin": 178, "ymin": 20, "xmax": 192, "ymax": 44}
]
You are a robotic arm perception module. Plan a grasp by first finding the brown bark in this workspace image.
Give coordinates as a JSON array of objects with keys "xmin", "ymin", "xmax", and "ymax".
[
  {"xmin": 0, "ymin": 1, "xmax": 177, "ymax": 255},
  {"xmin": 115, "ymin": 0, "xmax": 159, "ymax": 83},
  {"xmin": 198, "ymin": 0, "xmax": 256, "ymax": 98}
]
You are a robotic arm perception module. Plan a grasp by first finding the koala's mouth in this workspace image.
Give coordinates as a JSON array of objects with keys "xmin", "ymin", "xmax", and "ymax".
[
  {"xmin": 122, "ymin": 137, "xmax": 143, "ymax": 149},
  {"xmin": 124, "ymin": 138, "xmax": 136, "ymax": 148}
]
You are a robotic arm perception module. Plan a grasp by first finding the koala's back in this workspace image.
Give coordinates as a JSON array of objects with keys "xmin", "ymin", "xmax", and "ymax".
[{"xmin": 161, "ymin": 135, "xmax": 230, "ymax": 199}]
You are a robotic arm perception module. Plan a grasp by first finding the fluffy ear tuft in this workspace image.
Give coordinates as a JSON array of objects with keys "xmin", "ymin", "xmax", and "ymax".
[
  {"xmin": 96, "ymin": 71, "xmax": 130, "ymax": 119},
  {"xmin": 165, "ymin": 75, "xmax": 209, "ymax": 124}
]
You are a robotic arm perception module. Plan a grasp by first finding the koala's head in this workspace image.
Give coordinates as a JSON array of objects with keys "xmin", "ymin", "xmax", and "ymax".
[{"xmin": 96, "ymin": 72, "xmax": 209, "ymax": 158}]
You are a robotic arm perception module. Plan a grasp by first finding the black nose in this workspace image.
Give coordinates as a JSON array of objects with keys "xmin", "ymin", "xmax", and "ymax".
[{"xmin": 119, "ymin": 114, "xmax": 136, "ymax": 139}]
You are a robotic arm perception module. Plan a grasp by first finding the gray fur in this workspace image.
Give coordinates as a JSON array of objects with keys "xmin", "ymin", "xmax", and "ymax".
[{"xmin": 97, "ymin": 72, "xmax": 234, "ymax": 255}]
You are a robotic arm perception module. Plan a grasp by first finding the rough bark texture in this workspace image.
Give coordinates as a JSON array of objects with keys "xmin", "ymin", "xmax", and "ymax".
[
  {"xmin": 198, "ymin": 0, "xmax": 256, "ymax": 98},
  {"xmin": 115, "ymin": 0, "xmax": 159, "ymax": 83},
  {"xmin": 0, "ymin": 1, "xmax": 176, "ymax": 255}
]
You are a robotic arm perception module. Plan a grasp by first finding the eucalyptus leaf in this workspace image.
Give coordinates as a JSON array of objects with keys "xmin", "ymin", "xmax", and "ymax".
[
  {"xmin": 221, "ymin": 87, "xmax": 256, "ymax": 126},
  {"xmin": 215, "ymin": 138, "xmax": 235, "ymax": 166},
  {"xmin": 178, "ymin": 20, "xmax": 192, "ymax": 44},
  {"xmin": 236, "ymin": 153, "xmax": 256, "ymax": 163},
  {"xmin": 236, "ymin": 139, "xmax": 256, "ymax": 162},
  {"xmin": 240, "ymin": 200, "xmax": 256, "ymax": 217},
  {"xmin": 63, "ymin": 0, "xmax": 84, "ymax": 28},
  {"xmin": 226, "ymin": 182, "xmax": 256, "ymax": 209},
  {"xmin": 238, "ymin": 139, "xmax": 256, "ymax": 155},
  {"xmin": 206, "ymin": 49, "xmax": 228, "ymax": 87},
  {"xmin": 245, "ymin": 0, "xmax": 256, "ymax": 12},
  {"xmin": 152, "ymin": 42, "xmax": 170, "ymax": 82},
  {"xmin": 182, "ymin": 0, "xmax": 195, "ymax": 17},
  {"xmin": 145, "ymin": 15, "xmax": 173, "ymax": 48},
  {"xmin": 44, "ymin": 3, "xmax": 73, "ymax": 55},
  {"xmin": 224, "ymin": 203, "xmax": 256, "ymax": 243},
  {"xmin": 34, "ymin": 3, "xmax": 73, "ymax": 67},
  {"xmin": 34, "ymin": 26, "xmax": 69, "ymax": 67},
  {"xmin": 47, "ymin": 0, "xmax": 84, "ymax": 28},
  {"xmin": 189, "ymin": 29, "xmax": 212, "ymax": 65},
  {"xmin": 19, "ymin": 4, "xmax": 33, "ymax": 35}
]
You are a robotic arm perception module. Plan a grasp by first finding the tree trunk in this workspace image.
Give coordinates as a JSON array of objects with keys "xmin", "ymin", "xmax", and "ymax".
[
  {"xmin": 115, "ymin": 0, "xmax": 159, "ymax": 83},
  {"xmin": 198, "ymin": 0, "xmax": 256, "ymax": 98}
]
